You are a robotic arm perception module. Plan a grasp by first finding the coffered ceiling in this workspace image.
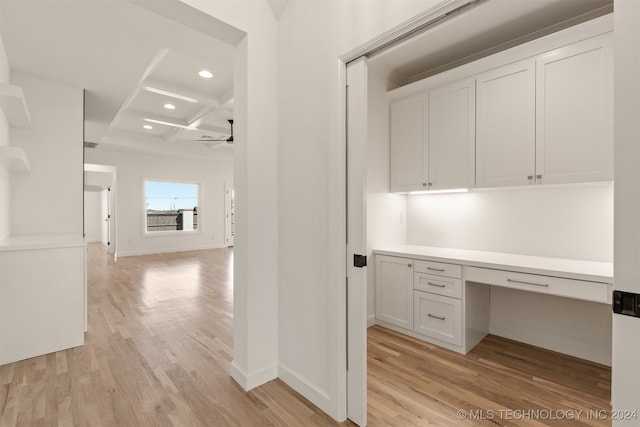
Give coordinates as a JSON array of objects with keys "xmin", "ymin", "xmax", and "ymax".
[{"xmin": 0, "ymin": 0, "xmax": 236, "ymax": 159}]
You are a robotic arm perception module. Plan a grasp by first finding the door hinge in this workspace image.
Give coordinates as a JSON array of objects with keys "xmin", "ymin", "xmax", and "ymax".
[{"xmin": 353, "ymin": 254, "xmax": 367, "ymax": 268}]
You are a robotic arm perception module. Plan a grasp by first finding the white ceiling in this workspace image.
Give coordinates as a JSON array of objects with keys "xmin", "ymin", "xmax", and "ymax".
[{"xmin": 0, "ymin": 0, "xmax": 236, "ymax": 158}]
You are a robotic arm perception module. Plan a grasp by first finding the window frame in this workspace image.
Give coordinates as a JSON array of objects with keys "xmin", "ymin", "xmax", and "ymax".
[{"xmin": 141, "ymin": 178, "xmax": 203, "ymax": 237}]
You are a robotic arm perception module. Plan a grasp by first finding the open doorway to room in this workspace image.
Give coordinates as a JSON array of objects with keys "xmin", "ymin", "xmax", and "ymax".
[
  {"xmin": 84, "ymin": 163, "xmax": 116, "ymax": 255},
  {"xmin": 346, "ymin": 0, "xmax": 615, "ymax": 425}
]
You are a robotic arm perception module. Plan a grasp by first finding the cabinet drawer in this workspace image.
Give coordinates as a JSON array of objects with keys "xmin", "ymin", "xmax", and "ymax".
[
  {"xmin": 413, "ymin": 291, "xmax": 462, "ymax": 346},
  {"xmin": 466, "ymin": 267, "xmax": 610, "ymax": 303},
  {"xmin": 413, "ymin": 259, "xmax": 462, "ymax": 278},
  {"xmin": 414, "ymin": 273, "xmax": 462, "ymax": 299}
]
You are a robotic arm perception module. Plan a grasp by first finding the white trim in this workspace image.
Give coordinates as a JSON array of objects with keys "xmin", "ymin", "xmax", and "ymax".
[
  {"xmin": 339, "ymin": 0, "xmax": 474, "ymax": 63},
  {"xmin": 329, "ymin": 56, "xmax": 348, "ymax": 422},
  {"xmin": 279, "ymin": 363, "xmax": 332, "ymax": 405},
  {"xmin": 367, "ymin": 314, "xmax": 376, "ymax": 328},
  {"xmin": 230, "ymin": 361, "xmax": 278, "ymax": 391}
]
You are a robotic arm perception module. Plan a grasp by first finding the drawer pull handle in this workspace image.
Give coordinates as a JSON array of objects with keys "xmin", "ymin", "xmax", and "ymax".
[
  {"xmin": 427, "ymin": 267, "xmax": 445, "ymax": 272},
  {"xmin": 507, "ymin": 278, "xmax": 549, "ymax": 288},
  {"xmin": 428, "ymin": 313, "xmax": 446, "ymax": 320},
  {"xmin": 427, "ymin": 282, "xmax": 446, "ymax": 288}
]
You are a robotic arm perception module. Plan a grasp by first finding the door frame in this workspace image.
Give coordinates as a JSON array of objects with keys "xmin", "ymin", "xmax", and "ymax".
[
  {"xmin": 225, "ymin": 182, "xmax": 234, "ymax": 247},
  {"xmin": 338, "ymin": 2, "xmax": 478, "ymax": 424}
]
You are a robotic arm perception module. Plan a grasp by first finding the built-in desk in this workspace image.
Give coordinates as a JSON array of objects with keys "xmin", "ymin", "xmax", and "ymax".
[{"xmin": 373, "ymin": 245, "xmax": 613, "ymax": 363}]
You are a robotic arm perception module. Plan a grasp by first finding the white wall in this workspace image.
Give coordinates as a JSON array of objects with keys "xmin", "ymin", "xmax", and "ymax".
[
  {"xmin": 275, "ymin": 0, "xmax": 445, "ymax": 420},
  {"xmin": 176, "ymin": 0, "xmax": 280, "ymax": 393},
  {"xmin": 0, "ymin": 33, "xmax": 11, "ymax": 240},
  {"xmin": 83, "ymin": 190, "xmax": 102, "ymax": 243},
  {"xmin": 407, "ymin": 184, "xmax": 613, "ymax": 262},
  {"xmin": 10, "ymin": 72, "xmax": 83, "ymax": 236},
  {"xmin": 84, "ymin": 148, "xmax": 232, "ymax": 257}
]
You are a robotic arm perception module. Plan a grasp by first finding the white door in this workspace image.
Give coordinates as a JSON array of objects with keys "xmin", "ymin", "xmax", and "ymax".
[
  {"xmin": 476, "ymin": 58, "xmax": 536, "ymax": 188},
  {"xmin": 346, "ymin": 57, "xmax": 368, "ymax": 427}
]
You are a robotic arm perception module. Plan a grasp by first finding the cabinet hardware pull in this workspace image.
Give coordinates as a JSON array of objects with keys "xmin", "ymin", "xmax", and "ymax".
[
  {"xmin": 428, "ymin": 182, "xmax": 433, "ymax": 187},
  {"xmin": 422, "ymin": 182, "xmax": 427, "ymax": 187},
  {"xmin": 527, "ymin": 175, "xmax": 533, "ymax": 180},
  {"xmin": 428, "ymin": 313, "xmax": 446, "ymax": 320},
  {"xmin": 407, "ymin": 263, "xmax": 412, "ymax": 268},
  {"xmin": 427, "ymin": 267, "xmax": 445, "ymax": 272},
  {"xmin": 427, "ymin": 282, "xmax": 446, "ymax": 288},
  {"xmin": 507, "ymin": 278, "xmax": 549, "ymax": 288},
  {"xmin": 536, "ymin": 174, "xmax": 543, "ymax": 179}
]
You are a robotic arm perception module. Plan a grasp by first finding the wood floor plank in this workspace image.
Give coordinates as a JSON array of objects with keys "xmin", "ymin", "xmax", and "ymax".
[{"xmin": 0, "ymin": 244, "xmax": 611, "ymax": 426}]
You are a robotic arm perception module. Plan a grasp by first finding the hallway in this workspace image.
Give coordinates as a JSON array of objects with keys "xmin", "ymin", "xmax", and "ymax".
[{"xmin": 0, "ymin": 245, "xmax": 345, "ymax": 426}]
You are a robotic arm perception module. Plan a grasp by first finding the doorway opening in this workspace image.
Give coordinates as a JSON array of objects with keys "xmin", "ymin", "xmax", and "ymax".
[
  {"xmin": 84, "ymin": 163, "xmax": 116, "ymax": 256},
  {"xmin": 344, "ymin": 0, "xmax": 614, "ymax": 425}
]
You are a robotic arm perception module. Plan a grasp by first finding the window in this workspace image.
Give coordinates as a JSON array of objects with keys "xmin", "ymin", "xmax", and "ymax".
[{"xmin": 144, "ymin": 180, "xmax": 200, "ymax": 233}]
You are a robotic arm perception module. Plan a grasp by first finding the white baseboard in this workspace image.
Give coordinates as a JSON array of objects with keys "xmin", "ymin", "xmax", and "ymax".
[
  {"xmin": 278, "ymin": 363, "xmax": 333, "ymax": 415},
  {"xmin": 117, "ymin": 244, "xmax": 228, "ymax": 257},
  {"xmin": 230, "ymin": 361, "xmax": 278, "ymax": 391},
  {"xmin": 367, "ymin": 314, "xmax": 376, "ymax": 328},
  {"xmin": 490, "ymin": 326, "xmax": 612, "ymax": 366}
]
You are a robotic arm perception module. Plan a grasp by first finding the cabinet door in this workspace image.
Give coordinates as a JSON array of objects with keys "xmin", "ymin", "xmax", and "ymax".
[
  {"xmin": 414, "ymin": 291, "xmax": 462, "ymax": 346},
  {"xmin": 375, "ymin": 255, "xmax": 414, "ymax": 330},
  {"xmin": 536, "ymin": 34, "xmax": 613, "ymax": 184},
  {"xmin": 389, "ymin": 93, "xmax": 428, "ymax": 192},
  {"xmin": 428, "ymin": 78, "xmax": 475, "ymax": 190},
  {"xmin": 476, "ymin": 59, "xmax": 536, "ymax": 188}
]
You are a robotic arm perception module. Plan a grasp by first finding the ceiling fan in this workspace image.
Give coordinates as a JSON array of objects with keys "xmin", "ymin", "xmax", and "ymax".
[{"xmin": 192, "ymin": 119, "xmax": 234, "ymax": 145}]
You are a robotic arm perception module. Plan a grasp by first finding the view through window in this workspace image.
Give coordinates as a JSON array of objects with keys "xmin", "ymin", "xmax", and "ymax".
[{"xmin": 145, "ymin": 181, "xmax": 199, "ymax": 233}]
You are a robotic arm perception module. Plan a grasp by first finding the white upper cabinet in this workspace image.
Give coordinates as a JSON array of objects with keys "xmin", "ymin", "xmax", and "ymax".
[
  {"xmin": 389, "ymin": 93, "xmax": 427, "ymax": 193},
  {"xmin": 535, "ymin": 34, "xmax": 613, "ymax": 184},
  {"xmin": 390, "ymin": 78, "xmax": 475, "ymax": 192},
  {"xmin": 476, "ymin": 59, "xmax": 536, "ymax": 188},
  {"xmin": 428, "ymin": 78, "xmax": 475, "ymax": 190},
  {"xmin": 389, "ymin": 15, "xmax": 613, "ymax": 192}
]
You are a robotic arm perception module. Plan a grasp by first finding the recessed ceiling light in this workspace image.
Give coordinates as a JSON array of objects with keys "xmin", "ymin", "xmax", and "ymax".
[
  {"xmin": 143, "ymin": 125, "xmax": 153, "ymax": 130},
  {"xmin": 164, "ymin": 103, "xmax": 176, "ymax": 110},
  {"xmin": 198, "ymin": 70, "xmax": 213, "ymax": 79}
]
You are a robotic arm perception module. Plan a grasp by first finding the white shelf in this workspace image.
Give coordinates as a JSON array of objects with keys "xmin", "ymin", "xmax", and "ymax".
[
  {"xmin": 0, "ymin": 83, "xmax": 31, "ymax": 128},
  {"xmin": 0, "ymin": 146, "xmax": 30, "ymax": 172}
]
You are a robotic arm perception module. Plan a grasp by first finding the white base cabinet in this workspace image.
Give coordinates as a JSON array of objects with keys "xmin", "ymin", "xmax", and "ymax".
[
  {"xmin": 374, "ymin": 248, "xmax": 611, "ymax": 357},
  {"xmin": 375, "ymin": 254, "xmax": 478, "ymax": 353},
  {"xmin": 375, "ymin": 255, "xmax": 414, "ymax": 330},
  {"xmin": 0, "ymin": 235, "xmax": 86, "ymax": 365},
  {"xmin": 414, "ymin": 291, "xmax": 462, "ymax": 346}
]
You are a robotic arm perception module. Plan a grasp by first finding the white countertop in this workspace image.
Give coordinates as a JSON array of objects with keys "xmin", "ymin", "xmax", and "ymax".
[
  {"xmin": 374, "ymin": 244, "xmax": 613, "ymax": 283},
  {"xmin": 0, "ymin": 234, "xmax": 86, "ymax": 252}
]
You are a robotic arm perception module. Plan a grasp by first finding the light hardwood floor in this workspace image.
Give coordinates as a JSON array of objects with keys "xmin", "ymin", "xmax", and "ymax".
[{"xmin": 0, "ymin": 245, "xmax": 611, "ymax": 426}]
